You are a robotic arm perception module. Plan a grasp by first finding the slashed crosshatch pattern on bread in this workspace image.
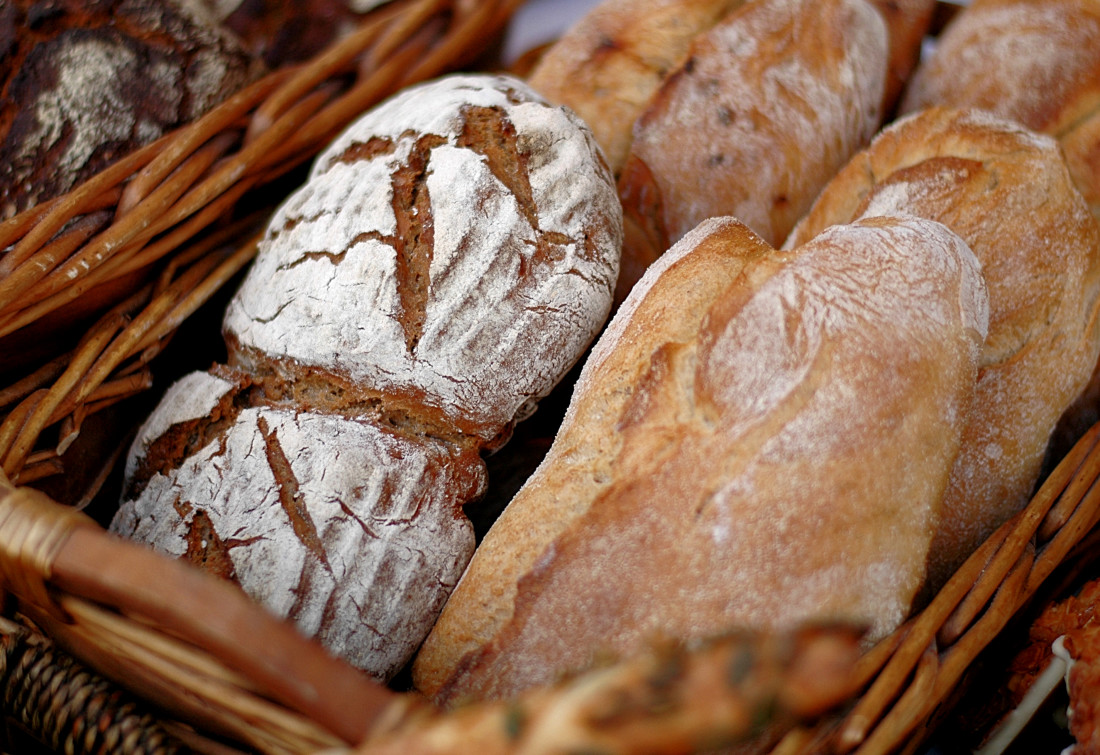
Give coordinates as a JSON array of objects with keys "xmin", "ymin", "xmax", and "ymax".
[{"xmin": 110, "ymin": 73, "xmax": 623, "ymax": 681}]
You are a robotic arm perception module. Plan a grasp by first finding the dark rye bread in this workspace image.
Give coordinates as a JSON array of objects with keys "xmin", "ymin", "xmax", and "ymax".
[
  {"xmin": 0, "ymin": 0, "xmax": 261, "ymax": 219},
  {"xmin": 111, "ymin": 74, "xmax": 623, "ymax": 680}
]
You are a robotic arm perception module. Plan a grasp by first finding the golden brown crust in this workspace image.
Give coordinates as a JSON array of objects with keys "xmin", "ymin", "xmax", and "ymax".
[
  {"xmin": 526, "ymin": 0, "xmax": 747, "ymax": 175},
  {"xmin": 901, "ymin": 0, "xmax": 1100, "ymax": 219},
  {"xmin": 614, "ymin": 0, "xmax": 888, "ymax": 302},
  {"xmin": 786, "ymin": 106, "xmax": 1100, "ymax": 590},
  {"xmin": 414, "ymin": 213, "xmax": 989, "ymax": 704}
]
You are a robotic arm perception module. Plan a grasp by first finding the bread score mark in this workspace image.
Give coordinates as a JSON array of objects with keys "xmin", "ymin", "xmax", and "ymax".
[
  {"xmin": 255, "ymin": 413, "xmax": 331, "ymax": 572},
  {"xmin": 392, "ymin": 133, "xmax": 445, "ymax": 355},
  {"xmin": 456, "ymin": 105, "xmax": 575, "ymax": 275}
]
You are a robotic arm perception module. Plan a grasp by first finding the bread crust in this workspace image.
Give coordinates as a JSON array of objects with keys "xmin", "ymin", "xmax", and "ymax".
[
  {"xmin": 786, "ymin": 107, "xmax": 1100, "ymax": 589},
  {"xmin": 615, "ymin": 0, "xmax": 888, "ymax": 302},
  {"xmin": 0, "ymin": 0, "xmax": 261, "ymax": 219},
  {"xmin": 414, "ymin": 214, "xmax": 989, "ymax": 704},
  {"xmin": 526, "ymin": 0, "xmax": 747, "ymax": 175},
  {"xmin": 112, "ymin": 74, "xmax": 623, "ymax": 679},
  {"xmin": 901, "ymin": 0, "xmax": 1100, "ymax": 219}
]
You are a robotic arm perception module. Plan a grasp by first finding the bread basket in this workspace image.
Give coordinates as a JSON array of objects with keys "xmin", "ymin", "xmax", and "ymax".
[{"xmin": 0, "ymin": 0, "xmax": 1094, "ymax": 752}]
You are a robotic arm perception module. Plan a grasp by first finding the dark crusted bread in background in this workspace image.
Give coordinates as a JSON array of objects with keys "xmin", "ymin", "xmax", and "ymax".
[{"xmin": 0, "ymin": 0, "xmax": 262, "ymax": 219}]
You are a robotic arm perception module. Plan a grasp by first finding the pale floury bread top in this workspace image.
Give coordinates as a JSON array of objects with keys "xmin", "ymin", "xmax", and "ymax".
[
  {"xmin": 113, "ymin": 73, "xmax": 624, "ymax": 681},
  {"xmin": 414, "ymin": 214, "xmax": 990, "ymax": 704},
  {"xmin": 223, "ymin": 74, "xmax": 623, "ymax": 446}
]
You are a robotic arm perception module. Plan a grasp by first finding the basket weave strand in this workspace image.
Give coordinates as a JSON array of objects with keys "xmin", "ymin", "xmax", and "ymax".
[
  {"xmin": 0, "ymin": 617, "xmax": 181, "ymax": 755},
  {"xmin": 764, "ymin": 422, "xmax": 1100, "ymax": 754},
  {"xmin": 0, "ymin": 0, "xmax": 523, "ymax": 494}
]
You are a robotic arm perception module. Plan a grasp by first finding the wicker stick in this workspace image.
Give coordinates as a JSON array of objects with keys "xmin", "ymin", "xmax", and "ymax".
[
  {"xmin": 0, "ymin": 0, "xmax": 522, "ymax": 492},
  {"xmin": 360, "ymin": 626, "xmax": 865, "ymax": 755},
  {"xmin": 771, "ymin": 423, "xmax": 1100, "ymax": 755},
  {"xmin": 0, "ymin": 483, "xmax": 410, "ymax": 753},
  {"xmin": 0, "ymin": 616, "xmax": 183, "ymax": 755}
]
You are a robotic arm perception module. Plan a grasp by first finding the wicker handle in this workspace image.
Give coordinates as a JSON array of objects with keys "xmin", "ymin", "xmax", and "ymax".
[{"xmin": 0, "ymin": 482, "xmax": 415, "ymax": 753}]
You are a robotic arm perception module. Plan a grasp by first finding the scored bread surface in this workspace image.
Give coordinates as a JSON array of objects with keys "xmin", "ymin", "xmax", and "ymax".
[
  {"xmin": 224, "ymin": 75, "xmax": 621, "ymax": 443},
  {"xmin": 112, "ymin": 73, "xmax": 622, "ymax": 680}
]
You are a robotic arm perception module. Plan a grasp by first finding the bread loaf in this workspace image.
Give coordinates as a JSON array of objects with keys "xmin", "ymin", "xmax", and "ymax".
[
  {"xmin": 615, "ymin": 0, "xmax": 889, "ymax": 302},
  {"xmin": 785, "ymin": 107, "xmax": 1100, "ymax": 590},
  {"xmin": 0, "ymin": 0, "xmax": 262, "ymax": 219},
  {"xmin": 525, "ymin": 0, "xmax": 748, "ymax": 176},
  {"xmin": 110, "ymin": 73, "xmax": 622, "ymax": 679},
  {"xmin": 413, "ymin": 213, "xmax": 989, "ymax": 704},
  {"xmin": 900, "ymin": 0, "xmax": 1100, "ymax": 220}
]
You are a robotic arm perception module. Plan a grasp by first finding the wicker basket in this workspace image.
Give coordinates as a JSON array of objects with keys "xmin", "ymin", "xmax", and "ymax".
[{"xmin": 1, "ymin": 0, "xmax": 1096, "ymax": 752}]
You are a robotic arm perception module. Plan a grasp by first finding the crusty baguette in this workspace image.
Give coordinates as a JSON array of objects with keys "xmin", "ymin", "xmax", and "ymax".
[
  {"xmin": 413, "ymin": 213, "xmax": 989, "ymax": 704},
  {"xmin": 901, "ymin": 0, "xmax": 1100, "ymax": 220},
  {"xmin": 526, "ymin": 0, "xmax": 747, "ymax": 175},
  {"xmin": 615, "ymin": 0, "xmax": 889, "ymax": 302},
  {"xmin": 785, "ymin": 107, "xmax": 1100, "ymax": 590}
]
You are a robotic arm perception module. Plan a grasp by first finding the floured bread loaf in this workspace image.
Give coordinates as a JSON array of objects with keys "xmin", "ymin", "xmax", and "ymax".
[
  {"xmin": 413, "ymin": 214, "xmax": 989, "ymax": 704},
  {"xmin": 526, "ymin": 0, "xmax": 749, "ymax": 176},
  {"xmin": 0, "ymin": 0, "xmax": 262, "ymax": 219},
  {"xmin": 110, "ymin": 73, "xmax": 622, "ymax": 679},
  {"xmin": 900, "ymin": 0, "xmax": 1100, "ymax": 220},
  {"xmin": 785, "ymin": 107, "xmax": 1100, "ymax": 590},
  {"xmin": 615, "ymin": 0, "xmax": 889, "ymax": 302}
]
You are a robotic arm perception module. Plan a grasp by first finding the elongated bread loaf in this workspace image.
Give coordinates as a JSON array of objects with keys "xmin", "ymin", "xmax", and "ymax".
[
  {"xmin": 110, "ymin": 74, "xmax": 622, "ymax": 680},
  {"xmin": 615, "ymin": 0, "xmax": 888, "ymax": 302},
  {"xmin": 785, "ymin": 107, "xmax": 1100, "ymax": 590},
  {"xmin": 413, "ymin": 213, "xmax": 989, "ymax": 704},
  {"xmin": 526, "ymin": 0, "xmax": 748, "ymax": 175},
  {"xmin": 901, "ymin": 0, "xmax": 1100, "ymax": 220}
]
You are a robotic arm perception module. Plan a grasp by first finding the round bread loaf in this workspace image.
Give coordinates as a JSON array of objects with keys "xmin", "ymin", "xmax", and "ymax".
[
  {"xmin": 413, "ymin": 213, "xmax": 989, "ymax": 704},
  {"xmin": 0, "ymin": 0, "xmax": 262, "ymax": 219},
  {"xmin": 110, "ymin": 73, "xmax": 622, "ymax": 679},
  {"xmin": 223, "ymin": 74, "xmax": 622, "ymax": 447},
  {"xmin": 785, "ymin": 107, "xmax": 1100, "ymax": 591},
  {"xmin": 615, "ymin": 0, "xmax": 888, "ymax": 302}
]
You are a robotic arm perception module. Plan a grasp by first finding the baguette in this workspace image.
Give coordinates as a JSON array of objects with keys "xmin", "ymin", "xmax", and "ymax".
[
  {"xmin": 615, "ymin": 0, "xmax": 888, "ymax": 302},
  {"xmin": 785, "ymin": 107, "xmax": 1100, "ymax": 589},
  {"xmin": 413, "ymin": 213, "xmax": 989, "ymax": 704}
]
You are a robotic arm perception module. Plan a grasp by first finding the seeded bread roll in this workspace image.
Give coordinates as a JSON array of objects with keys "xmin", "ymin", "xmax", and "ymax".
[
  {"xmin": 110, "ymin": 73, "xmax": 622, "ymax": 680},
  {"xmin": 785, "ymin": 107, "xmax": 1100, "ymax": 590},
  {"xmin": 413, "ymin": 214, "xmax": 989, "ymax": 704},
  {"xmin": 900, "ymin": 0, "xmax": 1100, "ymax": 221},
  {"xmin": 615, "ymin": 0, "xmax": 888, "ymax": 302},
  {"xmin": 0, "ymin": 0, "xmax": 262, "ymax": 219},
  {"xmin": 525, "ymin": 0, "xmax": 748, "ymax": 176}
]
